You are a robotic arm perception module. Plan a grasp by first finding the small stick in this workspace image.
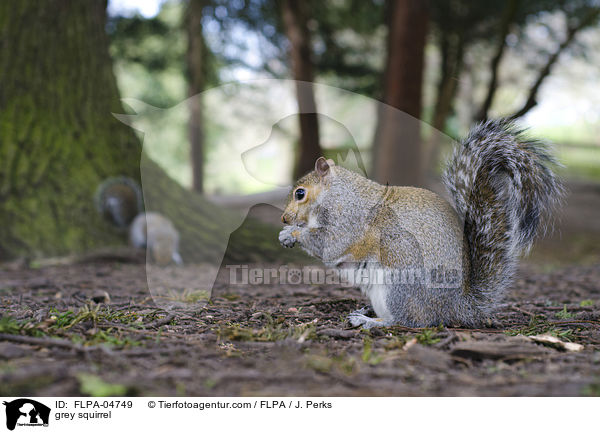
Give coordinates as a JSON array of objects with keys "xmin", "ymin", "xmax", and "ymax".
[
  {"xmin": 511, "ymin": 306, "xmax": 536, "ymax": 317},
  {"xmin": 145, "ymin": 313, "xmax": 176, "ymax": 329},
  {"xmin": 0, "ymin": 333, "xmax": 90, "ymax": 353},
  {"xmin": 551, "ymin": 320, "xmax": 600, "ymax": 326},
  {"xmin": 434, "ymin": 332, "xmax": 458, "ymax": 349}
]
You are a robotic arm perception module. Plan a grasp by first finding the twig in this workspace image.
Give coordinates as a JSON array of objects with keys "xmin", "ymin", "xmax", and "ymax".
[
  {"xmin": 511, "ymin": 306, "xmax": 536, "ymax": 317},
  {"xmin": 145, "ymin": 313, "xmax": 176, "ymax": 329},
  {"xmin": 551, "ymin": 320, "xmax": 600, "ymax": 326},
  {"xmin": 97, "ymin": 322, "xmax": 192, "ymax": 338},
  {"xmin": 0, "ymin": 333, "xmax": 91, "ymax": 353},
  {"xmin": 121, "ymin": 347, "xmax": 189, "ymax": 357},
  {"xmin": 544, "ymin": 306, "xmax": 594, "ymax": 311},
  {"xmin": 434, "ymin": 332, "xmax": 458, "ymax": 349}
]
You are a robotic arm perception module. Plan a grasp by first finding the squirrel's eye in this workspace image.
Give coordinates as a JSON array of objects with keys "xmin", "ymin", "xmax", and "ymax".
[{"xmin": 294, "ymin": 188, "xmax": 306, "ymax": 201}]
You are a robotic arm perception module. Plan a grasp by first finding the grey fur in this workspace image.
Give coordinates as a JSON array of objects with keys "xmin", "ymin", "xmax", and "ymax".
[
  {"xmin": 279, "ymin": 120, "xmax": 563, "ymax": 328},
  {"xmin": 94, "ymin": 176, "xmax": 143, "ymax": 229},
  {"xmin": 130, "ymin": 212, "xmax": 183, "ymax": 266},
  {"xmin": 442, "ymin": 119, "xmax": 564, "ymax": 319}
]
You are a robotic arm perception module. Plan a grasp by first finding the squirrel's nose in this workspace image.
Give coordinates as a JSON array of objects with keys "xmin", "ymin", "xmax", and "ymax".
[{"xmin": 282, "ymin": 215, "xmax": 287, "ymax": 224}]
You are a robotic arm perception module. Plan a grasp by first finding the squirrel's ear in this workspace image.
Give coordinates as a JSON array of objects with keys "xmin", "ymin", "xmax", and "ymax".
[{"xmin": 315, "ymin": 157, "xmax": 331, "ymax": 178}]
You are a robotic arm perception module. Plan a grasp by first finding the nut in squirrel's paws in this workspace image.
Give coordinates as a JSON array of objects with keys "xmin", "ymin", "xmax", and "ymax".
[{"xmin": 278, "ymin": 226, "xmax": 297, "ymax": 248}]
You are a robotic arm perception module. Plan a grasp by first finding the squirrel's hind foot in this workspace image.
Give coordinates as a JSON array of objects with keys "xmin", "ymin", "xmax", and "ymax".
[
  {"xmin": 351, "ymin": 305, "xmax": 374, "ymax": 316},
  {"xmin": 347, "ymin": 311, "xmax": 392, "ymax": 329}
]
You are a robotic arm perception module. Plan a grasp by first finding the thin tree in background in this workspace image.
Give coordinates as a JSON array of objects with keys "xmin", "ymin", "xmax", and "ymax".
[
  {"xmin": 422, "ymin": 1, "xmax": 598, "ymax": 173},
  {"xmin": 475, "ymin": 0, "xmax": 520, "ymax": 122},
  {"xmin": 281, "ymin": 0, "xmax": 322, "ymax": 178},
  {"xmin": 186, "ymin": 0, "xmax": 205, "ymax": 193},
  {"xmin": 372, "ymin": 0, "xmax": 429, "ymax": 187},
  {"xmin": 423, "ymin": 1, "xmax": 509, "ymax": 174},
  {"xmin": 508, "ymin": 6, "xmax": 600, "ymax": 120}
]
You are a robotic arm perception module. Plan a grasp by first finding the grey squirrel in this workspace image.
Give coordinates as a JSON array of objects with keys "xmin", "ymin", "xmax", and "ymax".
[
  {"xmin": 95, "ymin": 177, "xmax": 182, "ymax": 265},
  {"xmin": 279, "ymin": 119, "xmax": 563, "ymax": 328},
  {"xmin": 94, "ymin": 176, "xmax": 143, "ymax": 229},
  {"xmin": 129, "ymin": 212, "xmax": 183, "ymax": 266}
]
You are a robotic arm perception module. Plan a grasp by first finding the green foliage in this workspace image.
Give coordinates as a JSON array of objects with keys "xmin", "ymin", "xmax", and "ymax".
[
  {"xmin": 311, "ymin": 0, "xmax": 386, "ymax": 97},
  {"xmin": 361, "ymin": 335, "xmax": 384, "ymax": 364},
  {"xmin": 581, "ymin": 382, "xmax": 600, "ymax": 397},
  {"xmin": 505, "ymin": 315, "xmax": 576, "ymax": 341},
  {"xmin": 162, "ymin": 288, "xmax": 211, "ymax": 304},
  {"xmin": 77, "ymin": 373, "xmax": 128, "ymax": 397},
  {"xmin": 109, "ymin": 14, "xmax": 179, "ymax": 72},
  {"xmin": 0, "ymin": 315, "xmax": 44, "ymax": 337},
  {"xmin": 108, "ymin": 1, "xmax": 220, "ymax": 107},
  {"xmin": 361, "ymin": 335, "xmax": 373, "ymax": 363},
  {"xmin": 208, "ymin": 0, "xmax": 386, "ymax": 96},
  {"xmin": 305, "ymin": 355, "xmax": 334, "ymax": 373},
  {"xmin": 416, "ymin": 329, "xmax": 441, "ymax": 346},
  {"xmin": 50, "ymin": 310, "xmax": 77, "ymax": 329},
  {"xmin": 0, "ymin": 307, "xmax": 165, "ymax": 349},
  {"xmin": 556, "ymin": 305, "xmax": 574, "ymax": 320},
  {"xmin": 217, "ymin": 313, "xmax": 316, "ymax": 342},
  {"xmin": 556, "ymin": 144, "xmax": 600, "ymax": 181},
  {"xmin": 0, "ymin": 316, "xmax": 21, "ymax": 334},
  {"xmin": 305, "ymin": 352, "xmax": 359, "ymax": 374},
  {"xmin": 207, "ymin": 0, "xmax": 287, "ymax": 75},
  {"xmin": 71, "ymin": 331, "xmax": 140, "ymax": 348}
]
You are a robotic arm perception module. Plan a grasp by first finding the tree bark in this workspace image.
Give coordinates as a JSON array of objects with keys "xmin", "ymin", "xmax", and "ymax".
[
  {"xmin": 0, "ymin": 0, "xmax": 294, "ymax": 264},
  {"xmin": 422, "ymin": 26, "xmax": 464, "ymax": 175},
  {"xmin": 372, "ymin": 0, "xmax": 429, "ymax": 187},
  {"xmin": 0, "ymin": 1, "xmax": 141, "ymax": 259},
  {"xmin": 281, "ymin": 0, "xmax": 322, "ymax": 179},
  {"xmin": 186, "ymin": 0, "xmax": 205, "ymax": 193}
]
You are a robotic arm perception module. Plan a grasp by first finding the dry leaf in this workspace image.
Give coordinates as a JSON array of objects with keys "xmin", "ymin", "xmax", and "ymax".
[
  {"xmin": 527, "ymin": 334, "xmax": 583, "ymax": 352},
  {"xmin": 403, "ymin": 337, "xmax": 418, "ymax": 351}
]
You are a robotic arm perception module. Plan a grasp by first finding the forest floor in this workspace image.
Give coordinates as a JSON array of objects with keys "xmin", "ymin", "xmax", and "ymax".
[{"xmin": 1, "ymin": 181, "xmax": 600, "ymax": 397}]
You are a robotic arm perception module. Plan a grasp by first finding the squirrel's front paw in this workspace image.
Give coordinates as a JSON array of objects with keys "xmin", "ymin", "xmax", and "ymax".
[{"xmin": 278, "ymin": 226, "xmax": 298, "ymax": 248}]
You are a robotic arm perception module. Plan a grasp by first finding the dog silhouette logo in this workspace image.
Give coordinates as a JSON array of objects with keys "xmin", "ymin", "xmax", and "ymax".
[{"xmin": 3, "ymin": 399, "xmax": 50, "ymax": 430}]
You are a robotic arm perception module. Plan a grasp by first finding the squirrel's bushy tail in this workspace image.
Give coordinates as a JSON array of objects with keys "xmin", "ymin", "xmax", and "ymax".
[{"xmin": 443, "ymin": 119, "xmax": 563, "ymax": 313}]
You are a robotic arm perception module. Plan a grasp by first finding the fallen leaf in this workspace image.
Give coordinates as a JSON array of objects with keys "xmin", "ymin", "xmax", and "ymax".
[
  {"xmin": 527, "ymin": 334, "xmax": 583, "ymax": 352},
  {"xmin": 403, "ymin": 337, "xmax": 417, "ymax": 351}
]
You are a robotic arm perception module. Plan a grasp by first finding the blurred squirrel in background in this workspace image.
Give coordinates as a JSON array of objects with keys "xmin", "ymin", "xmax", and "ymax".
[
  {"xmin": 129, "ymin": 212, "xmax": 183, "ymax": 266},
  {"xmin": 95, "ymin": 177, "xmax": 183, "ymax": 265},
  {"xmin": 279, "ymin": 119, "xmax": 563, "ymax": 328},
  {"xmin": 94, "ymin": 177, "xmax": 143, "ymax": 229}
]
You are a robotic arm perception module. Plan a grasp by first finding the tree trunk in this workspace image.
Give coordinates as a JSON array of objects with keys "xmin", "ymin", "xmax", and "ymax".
[
  {"xmin": 431, "ymin": 33, "xmax": 464, "ymax": 134},
  {"xmin": 422, "ymin": 27, "xmax": 464, "ymax": 175},
  {"xmin": 0, "ymin": 0, "xmax": 295, "ymax": 264},
  {"xmin": 0, "ymin": 1, "xmax": 141, "ymax": 259},
  {"xmin": 372, "ymin": 0, "xmax": 429, "ymax": 187},
  {"xmin": 281, "ymin": 0, "xmax": 322, "ymax": 179},
  {"xmin": 186, "ymin": 0, "xmax": 205, "ymax": 193},
  {"xmin": 476, "ymin": 0, "xmax": 519, "ymax": 122},
  {"xmin": 141, "ymin": 155, "xmax": 299, "ymax": 264}
]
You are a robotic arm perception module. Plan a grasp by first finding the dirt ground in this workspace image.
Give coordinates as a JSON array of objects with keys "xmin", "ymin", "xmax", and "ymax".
[{"xmin": 1, "ymin": 181, "xmax": 600, "ymax": 397}]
